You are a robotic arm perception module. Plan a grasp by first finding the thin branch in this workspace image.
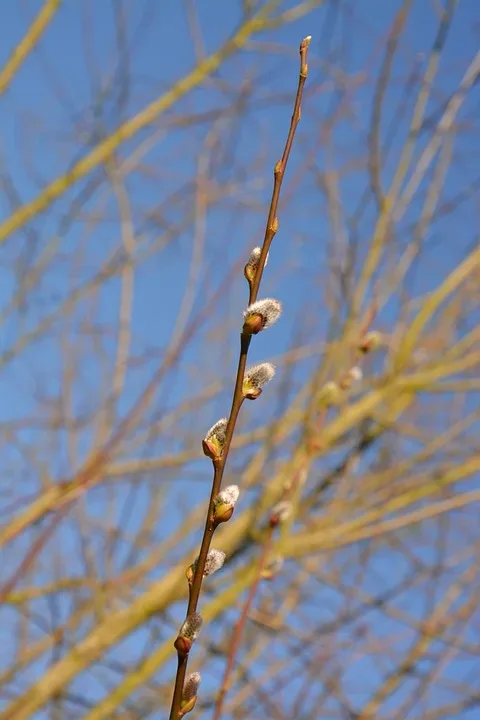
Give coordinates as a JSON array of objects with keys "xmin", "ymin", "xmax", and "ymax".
[
  {"xmin": 213, "ymin": 532, "xmax": 274, "ymax": 720},
  {"xmin": 0, "ymin": 0, "xmax": 61, "ymax": 96},
  {"xmin": 168, "ymin": 34, "xmax": 311, "ymax": 720},
  {"xmin": 0, "ymin": 0, "xmax": 282, "ymax": 245},
  {"xmin": 213, "ymin": 463, "xmax": 308, "ymax": 719}
]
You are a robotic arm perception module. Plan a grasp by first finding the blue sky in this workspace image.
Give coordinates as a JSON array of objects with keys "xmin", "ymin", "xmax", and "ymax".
[{"xmin": 0, "ymin": 1, "xmax": 479, "ymax": 718}]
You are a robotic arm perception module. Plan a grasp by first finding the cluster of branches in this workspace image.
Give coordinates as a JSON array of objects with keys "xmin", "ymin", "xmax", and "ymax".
[{"xmin": 0, "ymin": 1, "xmax": 479, "ymax": 719}]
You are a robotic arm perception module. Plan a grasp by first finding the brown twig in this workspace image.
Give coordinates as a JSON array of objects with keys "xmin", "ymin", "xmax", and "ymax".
[
  {"xmin": 213, "ymin": 532, "xmax": 274, "ymax": 720},
  {"xmin": 212, "ymin": 462, "xmax": 308, "ymax": 720},
  {"xmin": 168, "ymin": 35, "xmax": 311, "ymax": 720}
]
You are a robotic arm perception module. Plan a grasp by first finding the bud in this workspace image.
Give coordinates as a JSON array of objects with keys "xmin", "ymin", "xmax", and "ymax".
[
  {"xmin": 204, "ymin": 548, "xmax": 226, "ymax": 576},
  {"xmin": 202, "ymin": 418, "xmax": 228, "ymax": 462},
  {"xmin": 242, "ymin": 298, "xmax": 282, "ymax": 335},
  {"xmin": 269, "ymin": 500, "xmax": 293, "ymax": 527},
  {"xmin": 340, "ymin": 366, "xmax": 363, "ymax": 390},
  {"xmin": 214, "ymin": 485, "xmax": 240, "ymax": 524},
  {"xmin": 179, "ymin": 696, "xmax": 196, "ymax": 717},
  {"xmin": 180, "ymin": 672, "xmax": 201, "ymax": 716},
  {"xmin": 242, "ymin": 362, "xmax": 276, "ymax": 399},
  {"xmin": 262, "ymin": 554, "xmax": 284, "ymax": 580},
  {"xmin": 174, "ymin": 612, "xmax": 203, "ymax": 657},
  {"xmin": 349, "ymin": 366, "xmax": 363, "ymax": 381},
  {"xmin": 185, "ymin": 564, "xmax": 195, "ymax": 585},
  {"xmin": 318, "ymin": 381, "xmax": 342, "ymax": 406},
  {"xmin": 186, "ymin": 549, "xmax": 226, "ymax": 585},
  {"xmin": 244, "ymin": 246, "xmax": 269, "ymax": 283},
  {"xmin": 359, "ymin": 330, "xmax": 382, "ymax": 354}
]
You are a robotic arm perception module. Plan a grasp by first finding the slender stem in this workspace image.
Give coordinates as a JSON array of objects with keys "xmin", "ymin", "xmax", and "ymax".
[
  {"xmin": 213, "ymin": 463, "xmax": 308, "ymax": 719},
  {"xmin": 186, "ymin": 335, "xmax": 250, "ymax": 617},
  {"xmin": 213, "ymin": 533, "xmax": 274, "ymax": 720},
  {"xmin": 168, "ymin": 35, "xmax": 310, "ymax": 720},
  {"xmin": 170, "ymin": 655, "xmax": 189, "ymax": 719},
  {"xmin": 249, "ymin": 35, "xmax": 311, "ymax": 303}
]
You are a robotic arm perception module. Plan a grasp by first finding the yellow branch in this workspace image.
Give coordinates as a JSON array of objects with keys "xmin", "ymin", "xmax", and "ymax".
[
  {"xmin": 1, "ymin": 348, "xmax": 475, "ymax": 550},
  {"xmin": 0, "ymin": 0, "xmax": 280, "ymax": 245},
  {"xmin": 4, "ymin": 398, "xmax": 470, "ymax": 717},
  {"xmin": 0, "ymin": 0, "xmax": 61, "ymax": 96},
  {"xmin": 340, "ymin": 488, "xmax": 480, "ymax": 545},
  {"xmin": 0, "ymin": 566, "xmax": 186, "ymax": 719},
  {"xmin": 3, "ymin": 577, "xmax": 91, "ymax": 605},
  {"xmin": 289, "ymin": 455, "xmax": 480, "ymax": 554},
  {"xmin": 394, "ymin": 244, "xmax": 480, "ymax": 370},
  {"xmin": 42, "ymin": 451, "xmax": 479, "ymax": 720}
]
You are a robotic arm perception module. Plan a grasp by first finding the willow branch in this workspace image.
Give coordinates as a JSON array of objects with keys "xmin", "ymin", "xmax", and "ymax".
[
  {"xmin": 168, "ymin": 34, "xmax": 311, "ymax": 720},
  {"xmin": 0, "ymin": 0, "xmax": 61, "ymax": 96}
]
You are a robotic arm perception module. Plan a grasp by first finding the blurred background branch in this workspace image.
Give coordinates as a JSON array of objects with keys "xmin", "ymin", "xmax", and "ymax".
[{"xmin": 0, "ymin": 1, "xmax": 479, "ymax": 718}]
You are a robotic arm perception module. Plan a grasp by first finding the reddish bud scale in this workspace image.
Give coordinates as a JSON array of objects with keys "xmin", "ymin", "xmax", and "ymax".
[
  {"xmin": 244, "ymin": 387, "xmax": 262, "ymax": 400},
  {"xmin": 242, "ymin": 313, "xmax": 264, "ymax": 335},
  {"xmin": 213, "ymin": 503, "xmax": 234, "ymax": 525},
  {"xmin": 359, "ymin": 331, "xmax": 382, "ymax": 354},
  {"xmin": 179, "ymin": 695, "xmax": 197, "ymax": 716},
  {"xmin": 174, "ymin": 635, "xmax": 192, "ymax": 657},
  {"xmin": 202, "ymin": 438, "xmax": 220, "ymax": 462},
  {"xmin": 359, "ymin": 340, "xmax": 372, "ymax": 354},
  {"xmin": 269, "ymin": 511, "xmax": 286, "ymax": 528},
  {"xmin": 244, "ymin": 264, "xmax": 255, "ymax": 282},
  {"xmin": 185, "ymin": 564, "xmax": 195, "ymax": 585}
]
